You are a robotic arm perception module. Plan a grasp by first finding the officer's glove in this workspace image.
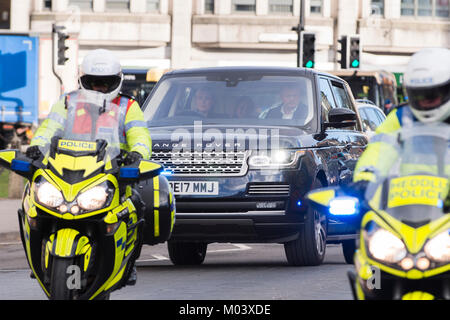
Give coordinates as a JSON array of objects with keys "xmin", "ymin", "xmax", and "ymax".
[
  {"xmin": 26, "ymin": 145, "xmax": 43, "ymax": 160},
  {"xmin": 124, "ymin": 151, "xmax": 143, "ymax": 166},
  {"xmin": 342, "ymin": 180, "xmax": 369, "ymax": 200}
]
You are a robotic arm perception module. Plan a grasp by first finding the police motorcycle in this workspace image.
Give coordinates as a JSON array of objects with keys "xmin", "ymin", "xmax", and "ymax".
[
  {"xmin": 0, "ymin": 91, "xmax": 175, "ymax": 300},
  {"xmin": 307, "ymin": 122, "xmax": 450, "ymax": 300}
]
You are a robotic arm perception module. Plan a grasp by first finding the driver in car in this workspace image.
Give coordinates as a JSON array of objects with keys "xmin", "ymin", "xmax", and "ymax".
[{"xmin": 261, "ymin": 84, "xmax": 308, "ymax": 120}]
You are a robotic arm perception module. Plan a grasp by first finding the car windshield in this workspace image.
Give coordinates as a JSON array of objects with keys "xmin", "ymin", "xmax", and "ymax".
[
  {"xmin": 143, "ymin": 73, "xmax": 316, "ymax": 131},
  {"xmin": 366, "ymin": 122, "xmax": 450, "ymax": 223}
]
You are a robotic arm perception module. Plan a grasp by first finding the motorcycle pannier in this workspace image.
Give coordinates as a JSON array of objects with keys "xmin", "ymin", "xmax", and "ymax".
[{"xmin": 138, "ymin": 174, "xmax": 175, "ymax": 245}]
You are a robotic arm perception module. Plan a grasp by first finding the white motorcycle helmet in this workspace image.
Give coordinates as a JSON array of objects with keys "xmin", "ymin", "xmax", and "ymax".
[
  {"xmin": 404, "ymin": 47, "xmax": 450, "ymax": 123},
  {"xmin": 79, "ymin": 49, "xmax": 123, "ymax": 102}
]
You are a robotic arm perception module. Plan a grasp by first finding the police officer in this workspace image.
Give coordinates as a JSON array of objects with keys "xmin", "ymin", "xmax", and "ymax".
[
  {"xmin": 351, "ymin": 47, "xmax": 450, "ymax": 191},
  {"xmin": 27, "ymin": 49, "xmax": 151, "ymax": 164},
  {"xmin": 26, "ymin": 49, "xmax": 152, "ymax": 285}
]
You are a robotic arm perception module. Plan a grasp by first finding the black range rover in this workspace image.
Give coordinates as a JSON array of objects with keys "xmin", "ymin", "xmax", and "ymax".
[{"xmin": 141, "ymin": 67, "xmax": 368, "ymax": 266}]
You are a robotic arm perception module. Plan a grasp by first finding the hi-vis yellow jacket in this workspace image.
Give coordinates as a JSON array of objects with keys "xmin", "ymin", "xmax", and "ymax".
[
  {"xmin": 353, "ymin": 105, "xmax": 416, "ymax": 182},
  {"xmin": 30, "ymin": 93, "xmax": 152, "ymax": 160}
]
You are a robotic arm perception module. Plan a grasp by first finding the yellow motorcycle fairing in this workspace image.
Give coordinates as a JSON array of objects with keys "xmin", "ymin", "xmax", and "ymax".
[
  {"xmin": 402, "ymin": 291, "xmax": 435, "ymax": 300},
  {"xmin": 356, "ymin": 210, "xmax": 450, "ymax": 279},
  {"xmin": 48, "ymin": 152, "xmax": 106, "ymax": 179},
  {"xmin": 47, "ymin": 229, "xmax": 91, "ymax": 258},
  {"xmin": 23, "ymin": 193, "xmax": 140, "ymax": 300},
  {"xmin": 17, "ymin": 146, "xmax": 143, "ymax": 299},
  {"xmin": 351, "ymin": 196, "xmax": 449, "ymax": 300},
  {"xmin": 307, "ymin": 180, "xmax": 449, "ymax": 300},
  {"xmin": 31, "ymin": 168, "xmax": 120, "ymax": 219},
  {"xmin": 305, "ymin": 187, "xmax": 337, "ymax": 209},
  {"xmin": 44, "ymin": 229, "xmax": 92, "ymax": 270},
  {"xmin": 0, "ymin": 150, "xmax": 16, "ymax": 165}
]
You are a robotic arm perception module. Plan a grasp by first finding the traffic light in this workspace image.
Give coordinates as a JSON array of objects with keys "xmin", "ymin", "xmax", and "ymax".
[
  {"xmin": 57, "ymin": 31, "xmax": 69, "ymax": 65},
  {"xmin": 348, "ymin": 35, "xmax": 361, "ymax": 69},
  {"xmin": 301, "ymin": 32, "xmax": 316, "ymax": 68},
  {"xmin": 337, "ymin": 35, "xmax": 348, "ymax": 69}
]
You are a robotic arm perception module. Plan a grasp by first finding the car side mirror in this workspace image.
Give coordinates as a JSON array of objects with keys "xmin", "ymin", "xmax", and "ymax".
[{"xmin": 324, "ymin": 108, "xmax": 357, "ymax": 129}]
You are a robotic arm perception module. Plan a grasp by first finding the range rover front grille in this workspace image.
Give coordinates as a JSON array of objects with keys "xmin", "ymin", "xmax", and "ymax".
[
  {"xmin": 151, "ymin": 150, "xmax": 249, "ymax": 176},
  {"xmin": 247, "ymin": 184, "xmax": 290, "ymax": 196}
]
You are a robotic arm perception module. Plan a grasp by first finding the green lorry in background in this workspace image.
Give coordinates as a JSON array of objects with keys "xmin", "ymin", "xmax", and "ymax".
[{"xmin": 329, "ymin": 70, "xmax": 399, "ymax": 114}]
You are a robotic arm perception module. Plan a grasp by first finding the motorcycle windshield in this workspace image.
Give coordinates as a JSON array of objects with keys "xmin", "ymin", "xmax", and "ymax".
[
  {"xmin": 366, "ymin": 122, "xmax": 450, "ymax": 224},
  {"xmin": 41, "ymin": 90, "xmax": 121, "ymax": 161}
]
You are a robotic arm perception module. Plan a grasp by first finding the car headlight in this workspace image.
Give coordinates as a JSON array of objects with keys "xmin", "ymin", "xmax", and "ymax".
[
  {"xmin": 77, "ymin": 184, "xmax": 109, "ymax": 211},
  {"xmin": 368, "ymin": 229, "xmax": 407, "ymax": 264},
  {"xmin": 36, "ymin": 181, "xmax": 64, "ymax": 208},
  {"xmin": 248, "ymin": 150, "xmax": 304, "ymax": 169},
  {"xmin": 424, "ymin": 230, "xmax": 450, "ymax": 262}
]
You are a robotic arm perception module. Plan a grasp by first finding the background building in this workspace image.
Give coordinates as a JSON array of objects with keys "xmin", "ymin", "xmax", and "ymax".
[{"xmin": 3, "ymin": 0, "xmax": 450, "ymax": 118}]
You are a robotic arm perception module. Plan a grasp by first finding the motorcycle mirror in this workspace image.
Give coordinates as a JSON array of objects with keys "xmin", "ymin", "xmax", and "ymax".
[
  {"xmin": 119, "ymin": 160, "xmax": 163, "ymax": 181},
  {"xmin": 0, "ymin": 150, "xmax": 34, "ymax": 179},
  {"xmin": 137, "ymin": 160, "xmax": 163, "ymax": 179},
  {"xmin": 0, "ymin": 150, "xmax": 17, "ymax": 168},
  {"xmin": 306, "ymin": 187, "xmax": 337, "ymax": 208}
]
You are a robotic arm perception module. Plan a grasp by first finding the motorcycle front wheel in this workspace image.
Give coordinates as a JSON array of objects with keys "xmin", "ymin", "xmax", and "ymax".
[{"xmin": 49, "ymin": 257, "xmax": 77, "ymax": 300}]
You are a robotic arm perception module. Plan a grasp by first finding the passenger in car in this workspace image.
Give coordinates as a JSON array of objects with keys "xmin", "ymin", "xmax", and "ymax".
[
  {"xmin": 262, "ymin": 85, "xmax": 308, "ymax": 120},
  {"xmin": 233, "ymin": 96, "xmax": 259, "ymax": 118},
  {"xmin": 191, "ymin": 87, "xmax": 228, "ymax": 118}
]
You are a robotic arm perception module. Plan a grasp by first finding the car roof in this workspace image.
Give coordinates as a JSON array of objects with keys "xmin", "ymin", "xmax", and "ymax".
[
  {"xmin": 355, "ymin": 99, "xmax": 376, "ymax": 105},
  {"xmin": 356, "ymin": 102, "xmax": 386, "ymax": 113},
  {"xmin": 163, "ymin": 66, "xmax": 344, "ymax": 81}
]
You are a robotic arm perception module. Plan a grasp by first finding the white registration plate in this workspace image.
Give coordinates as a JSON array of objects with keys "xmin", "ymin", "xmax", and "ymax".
[{"xmin": 169, "ymin": 181, "xmax": 219, "ymax": 195}]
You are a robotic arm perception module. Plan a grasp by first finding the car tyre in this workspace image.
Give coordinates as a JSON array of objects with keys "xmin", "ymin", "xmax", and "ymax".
[
  {"xmin": 284, "ymin": 179, "xmax": 327, "ymax": 266},
  {"xmin": 167, "ymin": 241, "xmax": 208, "ymax": 265},
  {"xmin": 342, "ymin": 239, "xmax": 356, "ymax": 264}
]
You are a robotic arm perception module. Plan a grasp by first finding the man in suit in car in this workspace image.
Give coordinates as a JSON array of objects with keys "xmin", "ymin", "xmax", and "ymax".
[{"xmin": 263, "ymin": 84, "xmax": 308, "ymax": 121}]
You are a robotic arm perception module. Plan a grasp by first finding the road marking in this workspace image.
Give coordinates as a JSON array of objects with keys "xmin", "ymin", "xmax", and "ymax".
[
  {"xmin": 151, "ymin": 254, "xmax": 170, "ymax": 261},
  {"xmin": 0, "ymin": 242, "xmax": 22, "ymax": 246},
  {"xmin": 136, "ymin": 244, "xmax": 252, "ymax": 264},
  {"xmin": 137, "ymin": 254, "xmax": 170, "ymax": 263},
  {"xmin": 208, "ymin": 243, "xmax": 252, "ymax": 253}
]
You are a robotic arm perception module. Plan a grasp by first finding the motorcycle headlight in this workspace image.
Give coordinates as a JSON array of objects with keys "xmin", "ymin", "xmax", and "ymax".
[
  {"xmin": 36, "ymin": 181, "xmax": 64, "ymax": 208},
  {"xmin": 248, "ymin": 150, "xmax": 304, "ymax": 169},
  {"xmin": 424, "ymin": 230, "xmax": 450, "ymax": 263},
  {"xmin": 77, "ymin": 184, "xmax": 109, "ymax": 211},
  {"xmin": 368, "ymin": 229, "xmax": 407, "ymax": 264}
]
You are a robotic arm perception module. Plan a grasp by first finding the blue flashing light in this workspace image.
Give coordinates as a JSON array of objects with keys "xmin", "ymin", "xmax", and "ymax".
[
  {"xmin": 11, "ymin": 159, "xmax": 31, "ymax": 172},
  {"xmin": 161, "ymin": 170, "xmax": 173, "ymax": 176},
  {"xmin": 119, "ymin": 167, "xmax": 139, "ymax": 179},
  {"xmin": 329, "ymin": 197, "xmax": 359, "ymax": 216},
  {"xmin": 297, "ymin": 200, "xmax": 302, "ymax": 207}
]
